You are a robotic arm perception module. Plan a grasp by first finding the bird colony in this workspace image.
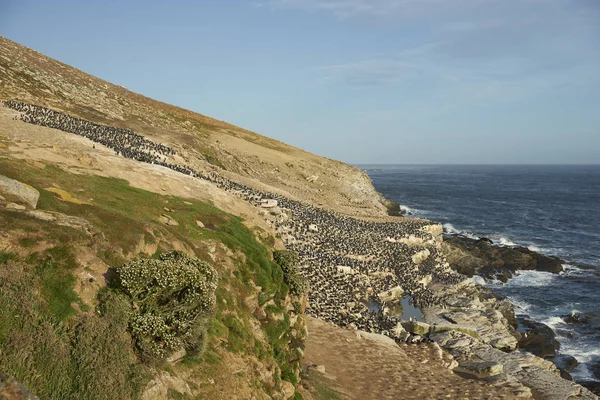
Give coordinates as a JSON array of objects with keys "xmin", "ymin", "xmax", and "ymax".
[{"xmin": 2, "ymin": 100, "xmax": 466, "ymax": 342}]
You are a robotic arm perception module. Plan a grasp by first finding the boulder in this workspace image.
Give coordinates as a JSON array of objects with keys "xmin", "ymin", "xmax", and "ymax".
[
  {"xmin": 281, "ymin": 380, "xmax": 295, "ymax": 399},
  {"xmin": 166, "ymin": 348, "xmax": 186, "ymax": 363},
  {"xmin": 444, "ymin": 236, "xmax": 564, "ymax": 279},
  {"xmin": 581, "ymin": 380, "xmax": 600, "ymax": 396},
  {"xmin": 195, "ymin": 220, "xmax": 205, "ymax": 228},
  {"xmin": 590, "ymin": 356, "xmax": 600, "ymax": 380},
  {"xmin": 158, "ymin": 214, "xmax": 179, "ymax": 226},
  {"xmin": 0, "ymin": 174, "xmax": 39, "ymax": 209},
  {"xmin": 0, "ymin": 372, "xmax": 39, "ymax": 400},
  {"xmin": 432, "ymin": 324, "xmax": 480, "ymax": 340},
  {"xmin": 478, "ymin": 265, "xmax": 517, "ymax": 283},
  {"xmin": 517, "ymin": 316, "xmax": 560, "ymax": 358},
  {"xmin": 562, "ymin": 310, "xmax": 600, "ymax": 330},
  {"xmin": 377, "ymin": 286, "xmax": 404, "ymax": 302},
  {"xmin": 553, "ymin": 354, "xmax": 579, "ymax": 373},
  {"xmin": 336, "ymin": 265, "xmax": 354, "ymax": 274},
  {"xmin": 260, "ymin": 199, "xmax": 278, "ymax": 208},
  {"xmin": 401, "ymin": 320, "xmax": 430, "ymax": 335},
  {"xmin": 28, "ymin": 210, "xmax": 57, "ymax": 222},
  {"xmin": 6, "ymin": 202, "xmax": 26, "ymax": 210},
  {"xmin": 411, "ymin": 249, "xmax": 430, "ymax": 265},
  {"xmin": 460, "ymin": 361, "xmax": 503, "ymax": 377}
]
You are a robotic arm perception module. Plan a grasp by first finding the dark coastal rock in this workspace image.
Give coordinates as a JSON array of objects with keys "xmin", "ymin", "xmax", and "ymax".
[
  {"xmin": 590, "ymin": 356, "xmax": 600, "ymax": 380},
  {"xmin": 562, "ymin": 311, "xmax": 600, "ymax": 330},
  {"xmin": 517, "ymin": 316, "xmax": 560, "ymax": 358},
  {"xmin": 581, "ymin": 380, "xmax": 600, "ymax": 396},
  {"xmin": 478, "ymin": 265, "xmax": 517, "ymax": 283},
  {"xmin": 443, "ymin": 236, "xmax": 564, "ymax": 280},
  {"xmin": 553, "ymin": 354, "xmax": 579, "ymax": 381},
  {"xmin": 553, "ymin": 354, "xmax": 579, "ymax": 372}
]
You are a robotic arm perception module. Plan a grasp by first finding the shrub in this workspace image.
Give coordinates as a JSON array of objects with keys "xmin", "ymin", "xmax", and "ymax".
[
  {"xmin": 273, "ymin": 250, "xmax": 308, "ymax": 296},
  {"xmin": 385, "ymin": 200, "xmax": 404, "ymax": 217},
  {"xmin": 115, "ymin": 251, "xmax": 218, "ymax": 362}
]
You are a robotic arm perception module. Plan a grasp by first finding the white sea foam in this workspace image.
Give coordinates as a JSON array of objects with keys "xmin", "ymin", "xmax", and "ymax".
[
  {"xmin": 443, "ymin": 223, "xmax": 460, "ymax": 234},
  {"xmin": 560, "ymin": 344, "xmax": 600, "ymax": 381},
  {"xmin": 504, "ymin": 270, "xmax": 555, "ymax": 288},
  {"xmin": 472, "ymin": 275, "xmax": 486, "ymax": 286},
  {"xmin": 399, "ymin": 205, "xmax": 415, "ymax": 215},
  {"xmin": 542, "ymin": 316, "xmax": 567, "ymax": 331},
  {"xmin": 442, "ymin": 223, "xmax": 480, "ymax": 239},
  {"xmin": 562, "ymin": 264, "xmax": 584, "ymax": 274},
  {"xmin": 504, "ymin": 296, "xmax": 532, "ymax": 313},
  {"xmin": 497, "ymin": 236, "xmax": 518, "ymax": 247},
  {"xmin": 528, "ymin": 245, "xmax": 542, "ymax": 252}
]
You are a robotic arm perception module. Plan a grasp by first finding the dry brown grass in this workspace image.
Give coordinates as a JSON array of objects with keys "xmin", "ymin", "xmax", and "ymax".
[{"xmin": 0, "ymin": 36, "xmax": 389, "ymax": 218}]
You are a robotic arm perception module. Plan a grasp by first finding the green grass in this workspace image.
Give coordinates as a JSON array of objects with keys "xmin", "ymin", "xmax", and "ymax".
[
  {"xmin": 0, "ymin": 157, "xmax": 302, "ymax": 398},
  {"xmin": 166, "ymin": 389, "xmax": 187, "ymax": 399},
  {"xmin": 0, "ymin": 250, "xmax": 16, "ymax": 264},
  {"xmin": 0, "ymin": 258, "xmax": 143, "ymax": 400},
  {"xmin": 35, "ymin": 260, "xmax": 78, "ymax": 320}
]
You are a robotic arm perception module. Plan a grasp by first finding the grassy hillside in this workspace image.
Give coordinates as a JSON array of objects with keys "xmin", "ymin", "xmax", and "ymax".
[
  {"xmin": 0, "ymin": 36, "xmax": 386, "ymax": 217},
  {"xmin": 0, "ymin": 157, "xmax": 306, "ymax": 399}
]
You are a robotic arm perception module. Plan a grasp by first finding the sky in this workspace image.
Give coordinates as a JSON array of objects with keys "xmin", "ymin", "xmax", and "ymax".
[{"xmin": 1, "ymin": 0, "xmax": 599, "ymax": 164}]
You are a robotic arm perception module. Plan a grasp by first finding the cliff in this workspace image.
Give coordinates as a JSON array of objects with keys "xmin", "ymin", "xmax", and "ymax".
[{"xmin": 0, "ymin": 35, "xmax": 596, "ymax": 400}]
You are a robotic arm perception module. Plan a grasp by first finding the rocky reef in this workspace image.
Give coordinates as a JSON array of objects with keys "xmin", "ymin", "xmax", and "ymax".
[{"xmin": 443, "ymin": 235, "xmax": 564, "ymax": 282}]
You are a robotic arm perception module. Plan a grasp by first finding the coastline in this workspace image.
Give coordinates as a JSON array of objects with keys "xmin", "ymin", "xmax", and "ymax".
[
  {"xmin": 399, "ymin": 217, "xmax": 600, "ymax": 397},
  {"xmin": 363, "ymin": 165, "xmax": 600, "ymax": 395},
  {"xmin": 389, "ymin": 220, "xmax": 598, "ymax": 398},
  {"xmin": 3, "ymin": 99, "xmax": 596, "ymax": 399}
]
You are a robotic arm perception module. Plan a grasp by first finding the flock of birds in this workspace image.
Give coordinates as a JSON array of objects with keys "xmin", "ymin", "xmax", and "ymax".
[{"xmin": 2, "ymin": 100, "xmax": 467, "ymax": 341}]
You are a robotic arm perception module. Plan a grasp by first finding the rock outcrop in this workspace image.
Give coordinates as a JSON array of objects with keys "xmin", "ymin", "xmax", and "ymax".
[
  {"xmin": 424, "ymin": 278, "xmax": 597, "ymax": 399},
  {"xmin": 444, "ymin": 235, "xmax": 564, "ymax": 281},
  {"xmin": 0, "ymin": 372, "xmax": 39, "ymax": 400},
  {"xmin": 517, "ymin": 316, "xmax": 561, "ymax": 358},
  {"xmin": 0, "ymin": 174, "xmax": 39, "ymax": 209}
]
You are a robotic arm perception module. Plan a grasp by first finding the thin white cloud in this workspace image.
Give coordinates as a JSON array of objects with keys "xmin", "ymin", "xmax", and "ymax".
[
  {"xmin": 266, "ymin": 0, "xmax": 600, "ymax": 103},
  {"xmin": 319, "ymin": 59, "xmax": 415, "ymax": 86},
  {"xmin": 262, "ymin": 0, "xmax": 537, "ymax": 19}
]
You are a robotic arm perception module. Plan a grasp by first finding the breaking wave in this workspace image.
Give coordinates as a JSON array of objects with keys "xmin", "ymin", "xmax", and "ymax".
[{"xmin": 500, "ymin": 270, "xmax": 556, "ymax": 288}]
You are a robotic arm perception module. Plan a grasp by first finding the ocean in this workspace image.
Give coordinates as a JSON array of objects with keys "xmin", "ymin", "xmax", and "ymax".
[{"xmin": 363, "ymin": 164, "xmax": 600, "ymax": 383}]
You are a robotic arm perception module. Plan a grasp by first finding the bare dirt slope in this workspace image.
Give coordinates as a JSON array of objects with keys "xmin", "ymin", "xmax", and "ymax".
[
  {"xmin": 302, "ymin": 317, "xmax": 521, "ymax": 400},
  {"xmin": 0, "ymin": 36, "xmax": 386, "ymax": 218}
]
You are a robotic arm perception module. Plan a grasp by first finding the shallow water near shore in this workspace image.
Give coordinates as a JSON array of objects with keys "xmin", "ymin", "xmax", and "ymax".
[
  {"xmin": 367, "ymin": 295, "xmax": 425, "ymax": 322},
  {"xmin": 364, "ymin": 164, "xmax": 600, "ymax": 383}
]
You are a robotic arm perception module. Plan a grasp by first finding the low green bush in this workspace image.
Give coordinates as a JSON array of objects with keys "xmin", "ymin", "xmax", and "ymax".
[
  {"xmin": 115, "ymin": 251, "xmax": 218, "ymax": 362},
  {"xmin": 385, "ymin": 200, "xmax": 403, "ymax": 216},
  {"xmin": 273, "ymin": 250, "xmax": 308, "ymax": 296}
]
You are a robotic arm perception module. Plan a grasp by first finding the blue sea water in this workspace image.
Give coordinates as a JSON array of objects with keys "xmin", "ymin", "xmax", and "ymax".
[{"xmin": 363, "ymin": 164, "xmax": 600, "ymax": 383}]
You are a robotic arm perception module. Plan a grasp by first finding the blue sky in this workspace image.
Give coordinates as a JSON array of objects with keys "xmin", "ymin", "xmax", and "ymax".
[{"xmin": 1, "ymin": 0, "xmax": 599, "ymax": 164}]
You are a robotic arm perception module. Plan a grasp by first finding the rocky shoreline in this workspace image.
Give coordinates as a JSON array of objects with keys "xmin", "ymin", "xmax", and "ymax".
[
  {"xmin": 443, "ymin": 234, "xmax": 564, "ymax": 281},
  {"xmin": 438, "ymin": 234, "xmax": 599, "ymax": 397},
  {"xmin": 4, "ymin": 101, "xmax": 597, "ymax": 399}
]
